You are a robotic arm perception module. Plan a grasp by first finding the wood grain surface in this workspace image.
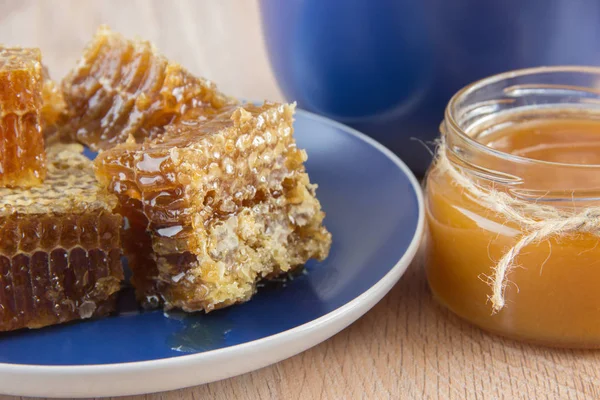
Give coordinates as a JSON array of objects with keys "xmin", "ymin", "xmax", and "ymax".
[{"xmin": 0, "ymin": 1, "xmax": 599, "ymax": 399}]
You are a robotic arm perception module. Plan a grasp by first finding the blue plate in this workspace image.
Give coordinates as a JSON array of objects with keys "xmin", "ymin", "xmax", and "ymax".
[{"xmin": 0, "ymin": 110, "xmax": 423, "ymax": 397}]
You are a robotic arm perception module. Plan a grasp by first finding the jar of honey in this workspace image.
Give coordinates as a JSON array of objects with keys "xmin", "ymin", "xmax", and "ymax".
[{"xmin": 425, "ymin": 66, "xmax": 600, "ymax": 348}]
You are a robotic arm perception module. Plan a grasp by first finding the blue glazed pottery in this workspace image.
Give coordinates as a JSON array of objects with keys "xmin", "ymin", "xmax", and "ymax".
[{"xmin": 260, "ymin": 0, "xmax": 600, "ymax": 175}]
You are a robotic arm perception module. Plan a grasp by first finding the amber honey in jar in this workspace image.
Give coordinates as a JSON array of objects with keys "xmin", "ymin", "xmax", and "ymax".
[{"xmin": 425, "ymin": 67, "xmax": 600, "ymax": 348}]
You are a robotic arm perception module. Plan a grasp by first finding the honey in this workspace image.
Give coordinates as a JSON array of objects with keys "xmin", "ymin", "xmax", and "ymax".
[{"xmin": 425, "ymin": 67, "xmax": 600, "ymax": 348}]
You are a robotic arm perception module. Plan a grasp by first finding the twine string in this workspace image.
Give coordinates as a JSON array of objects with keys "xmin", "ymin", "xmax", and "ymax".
[{"xmin": 435, "ymin": 141, "xmax": 600, "ymax": 313}]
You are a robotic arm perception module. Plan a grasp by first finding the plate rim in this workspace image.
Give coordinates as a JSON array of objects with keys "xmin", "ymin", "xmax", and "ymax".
[{"xmin": 0, "ymin": 108, "xmax": 425, "ymax": 396}]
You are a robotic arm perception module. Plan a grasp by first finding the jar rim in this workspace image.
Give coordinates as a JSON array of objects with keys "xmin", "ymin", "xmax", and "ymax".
[{"xmin": 444, "ymin": 65, "xmax": 600, "ymax": 170}]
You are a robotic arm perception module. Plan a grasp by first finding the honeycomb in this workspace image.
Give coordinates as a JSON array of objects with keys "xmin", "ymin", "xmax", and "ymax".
[
  {"xmin": 95, "ymin": 102, "xmax": 331, "ymax": 311},
  {"xmin": 41, "ymin": 66, "xmax": 67, "ymax": 131},
  {"xmin": 0, "ymin": 46, "xmax": 46, "ymax": 187},
  {"xmin": 58, "ymin": 25, "xmax": 236, "ymax": 151},
  {"xmin": 0, "ymin": 144, "xmax": 124, "ymax": 331}
]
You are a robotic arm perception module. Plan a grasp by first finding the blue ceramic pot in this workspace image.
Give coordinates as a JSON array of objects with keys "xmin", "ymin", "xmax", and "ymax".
[{"xmin": 260, "ymin": 0, "xmax": 600, "ymax": 175}]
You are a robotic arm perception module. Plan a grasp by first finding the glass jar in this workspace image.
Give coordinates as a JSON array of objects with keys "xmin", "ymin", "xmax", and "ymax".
[{"xmin": 425, "ymin": 66, "xmax": 600, "ymax": 348}]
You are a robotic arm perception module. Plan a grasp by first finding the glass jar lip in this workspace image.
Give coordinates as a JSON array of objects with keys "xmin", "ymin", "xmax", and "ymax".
[{"xmin": 444, "ymin": 65, "xmax": 600, "ymax": 170}]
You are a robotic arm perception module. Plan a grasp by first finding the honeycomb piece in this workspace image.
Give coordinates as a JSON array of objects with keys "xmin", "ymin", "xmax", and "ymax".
[
  {"xmin": 41, "ymin": 66, "xmax": 67, "ymax": 130},
  {"xmin": 95, "ymin": 102, "xmax": 331, "ymax": 312},
  {"xmin": 59, "ymin": 26, "xmax": 236, "ymax": 151},
  {"xmin": 0, "ymin": 46, "xmax": 46, "ymax": 187},
  {"xmin": 0, "ymin": 144, "xmax": 124, "ymax": 331}
]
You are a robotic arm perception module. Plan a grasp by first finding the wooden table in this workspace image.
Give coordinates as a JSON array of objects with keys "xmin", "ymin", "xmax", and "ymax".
[{"xmin": 1, "ymin": 1, "xmax": 599, "ymax": 399}]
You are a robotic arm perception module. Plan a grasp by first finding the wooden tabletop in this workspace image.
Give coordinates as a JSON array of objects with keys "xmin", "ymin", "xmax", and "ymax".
[{"xmin": 1, "ymin": 1, "xmax": 599, "ymax": 399}]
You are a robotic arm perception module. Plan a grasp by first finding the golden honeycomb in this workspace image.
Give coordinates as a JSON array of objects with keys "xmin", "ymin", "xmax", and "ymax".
[
  {"xmin": 0, "ymin": 144, "xmax": 124, "ymax": 331},
  {"xmin": 41, "ymin": 66, "xmax": 67, "ymax": 131},
  {"xmin": 58, "ymin": 25, "xmax": 236, "ymax": 151},
  {"xmin": 0, "ymin": 27, "xmax": 332, "ymax": 326},
  {"xmin": 95, "ymin": 102, "xmax": 331, "ymax": 311},
  {"xmin": 0, "ymin": 46, "xmax": 46, "ymax": 187}
]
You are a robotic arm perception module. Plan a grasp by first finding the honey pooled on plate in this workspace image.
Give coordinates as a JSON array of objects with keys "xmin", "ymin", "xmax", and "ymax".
[
  {"xmin": 95, "ymin": 102, "xmax": 332, "ymax": 312},
  {"xmin": 0, "ymin": 144, "xmax": 124, "ymax": 331},
  {"xmin": 0, "ymin": 47, "xmax": 46, "ymax": 187},
  {"xmin": 426, "ymin": 67, "xmax": 600, "ymax": 348},
  {"xmin": 58, "ymin": 26, "xmax": 236, "ymax": 151}
]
